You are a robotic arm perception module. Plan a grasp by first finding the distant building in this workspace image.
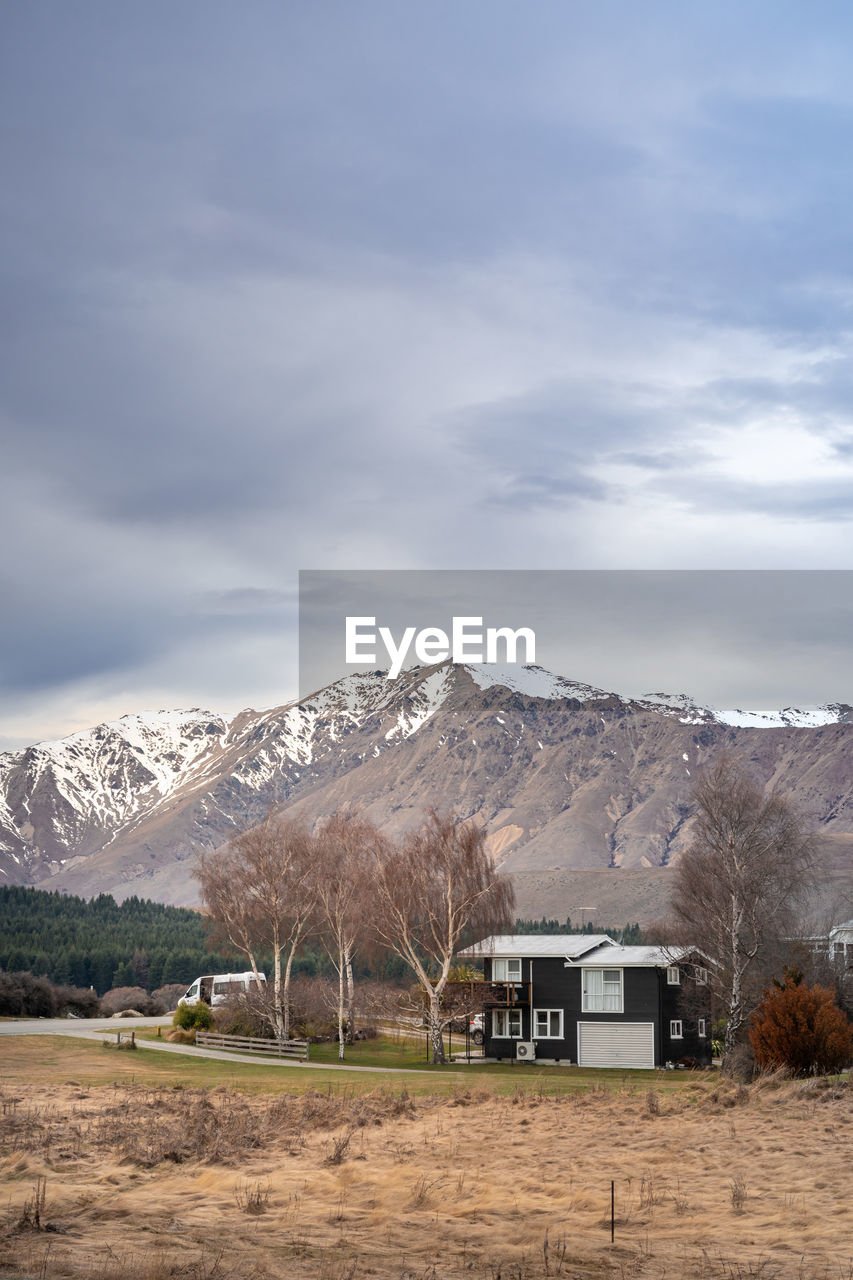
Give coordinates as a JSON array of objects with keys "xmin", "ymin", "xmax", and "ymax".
[
  {"xmin": 807, "ymin": 920, "xmax": 853, "ymax": 998},
  {"xmin": 828, "ymin": 920, "xmax": 853, "ymax": 957}
]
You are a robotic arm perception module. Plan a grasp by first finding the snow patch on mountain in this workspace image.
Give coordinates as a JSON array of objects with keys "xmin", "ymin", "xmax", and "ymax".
[
  {"xmin": 713, "ymin": 705, "xmax": 845, "ymax": 728},
  {"xmin": 1, "ymin": 661, "xmax": 850, "ymax": 892},
  {"xmin": 635, "ymin": 693, "xmax": 713, "ymax": 723},
  {"xmin": 0, "ymin": 709, "xmax": 229, "ymax": 862},
  {"xmin": 384, "ymin": 667, "xmax": 454, "ymax": 741},
  {"xmin": 624, "ymin": 691, "xmax": 847, "ymax": 729},
  {"xmin": 467, "ymin": 664, "xmax": 613, "ymax": 702}
]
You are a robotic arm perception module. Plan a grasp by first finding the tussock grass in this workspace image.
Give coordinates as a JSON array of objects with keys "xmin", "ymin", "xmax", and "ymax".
[
  {"xmin": 1, "ymin": 1051, "xmax": 851, "ymax": 1280},
  {"xmin": 0, "ymin": 1082, "xmax": 420, "ymax": 1167}
]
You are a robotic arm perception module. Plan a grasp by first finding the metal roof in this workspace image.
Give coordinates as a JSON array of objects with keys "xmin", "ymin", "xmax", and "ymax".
[
  {"xmin": 460, "ymin": 936, "xmax": 699, "ymax": 968},
  {"xmin": 569, "ymin": 944, "xmax": 677, "ymax": 967},
  {"xmin": 460, "ymin": 934, "xmax": 617, "ymax": 960}
]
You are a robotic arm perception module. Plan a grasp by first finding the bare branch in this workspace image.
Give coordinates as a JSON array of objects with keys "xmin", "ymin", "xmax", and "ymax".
[
  {"xmin": 194, "ymin": 811, "xmax": 318, "ymax": 1039},
  {"xmin": 370, "ymin": 810, "xmax": 514, "ymax": 1063},
  {"xmin": 667, "ymin": 754, "xmax": 820, "ymax": 1072}
]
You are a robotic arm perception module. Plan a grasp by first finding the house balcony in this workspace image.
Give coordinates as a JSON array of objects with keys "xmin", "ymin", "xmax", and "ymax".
[{"xmin": 445, "ymin": 980, "xmax": 531, "ymax": 1007}]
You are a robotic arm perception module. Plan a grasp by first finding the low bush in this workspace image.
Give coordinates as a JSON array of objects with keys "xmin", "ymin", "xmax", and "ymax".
[
  {"xmin": 173, "ymin": 1000, "xmax": 214, "ymax": 1030},
  {"xmin": 750, "ymin": 974, "xmax": 853, "ymax": 1076},
  {"xmin": 165, "ymin": 1027, "xmax": 198, "ymax": 1044},
  {"xmin": 213, "ymin": 997, "xmax": 273, "ymax": 1039},
  {"xmin": 289, "ymin": 976, "xmax": 338, "ymax": 1042},
  {"xmin": 100, "ymin": 986, "xmax": 167, "ymax": 1016},
  {"xmin": 0, "ymin": 970, "xmax": 99, "ymax": 1018},
  {"xmin": 54, "ymin": 983, "xmax": 100, "ymax": 1017},
  {"xmin": 151, "ymin": 983, "xmax": 189, "ymax": 1011}
]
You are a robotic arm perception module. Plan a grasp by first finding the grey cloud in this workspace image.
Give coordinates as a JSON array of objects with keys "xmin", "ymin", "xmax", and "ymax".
[
  {"xmin": 612, "ymin": 450, "xmax": 699, "ymax": 472},
  {"xmin": 485, "ymin": 472, "xmax": 609, "ymax": 509},
  {"xmin": 5, "ymin": 4, "xmax": 853, "ymax": 736},
  {"xmin": 671, "ymin": 477, "xmax": 853, "ymax": 523},
  {"xmin": 196, "ymin": 588, "xmax": 296, "ymax": 616},
  {"xmin": 300, "ymin": 570, "xmax": 853, "ymax": 708}
]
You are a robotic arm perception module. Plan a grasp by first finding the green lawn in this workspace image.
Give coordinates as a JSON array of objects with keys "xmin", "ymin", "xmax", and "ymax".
[
  {"xmin": 0, "ymin": 1031, "xmax": 719, "ymax": 1098},
  {"xmin": 129, "ymin": 1026, "xmax": 716, "ymax": 1095}
]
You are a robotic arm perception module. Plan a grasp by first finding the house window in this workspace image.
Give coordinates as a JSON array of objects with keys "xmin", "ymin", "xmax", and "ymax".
[
  {"xmin": 698, "ymin": 1019, "xmax": 707, "ymax": 1038},
  {"xmin": 670, "ymin": 1020, "xmax": 683, "ymax": 1039},
  {"xmin": 492, "ymin": 958, "xmax": 522, "ymax": 982},
  {"xmin": 492, "ymin": 1008, "xmax": 522, "ymax": 1038},
  {"xmin": 666, "ymin": 966, "xmax": 680, "ymax": 985},
  {"xmin": 582, "ymin": 968, "xmax": 623, "ymax": 1012},
  {"xmin": 533, "ymin": 1009, "xmax": 564, "ymax": 1039},
  {"xmin": 695, "ymin": 966, "xmax": 709, "ymax": 985}
]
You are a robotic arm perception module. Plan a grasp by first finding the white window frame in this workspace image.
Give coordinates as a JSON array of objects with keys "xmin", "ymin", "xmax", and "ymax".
[
  {"xmin": 492, "ymin": 1008, "xmax": 522, "ymax": 1038},
  {"xmin": 695, "ymin": 966, "xmax": 709, "ymax": 985},
  {"xmin": 492, "ymin": 958, "xmax": 522, "ymax": 983},
  {"xmin": 582, "ymin": 968, "xmax": 623, "ymax": 1013},
  {"xmin": 698, "ymin": 1019, "xmax": 707, "ymax": 1038},
  {"xmin": 670, "ymin": 1019, "xmax": 683, "ymax": 1039},
  {"xmin": 666, "ymin": 965, "xmax": 680, "ymax": 985},
  {"xmin": 533, "ymin": 1008, "xmax": 564, "ymax": 1039}
]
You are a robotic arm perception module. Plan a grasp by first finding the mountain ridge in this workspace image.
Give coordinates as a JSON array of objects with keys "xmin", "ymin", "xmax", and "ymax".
[{"xmin": 1, "ymin": 662, "xmax": 851, "ymax": 916}]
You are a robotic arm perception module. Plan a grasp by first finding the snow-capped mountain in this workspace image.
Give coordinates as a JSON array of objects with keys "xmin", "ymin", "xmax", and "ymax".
[{"xmin": 1, "ymin": 663, "xmax": 851, "ymax": 911}]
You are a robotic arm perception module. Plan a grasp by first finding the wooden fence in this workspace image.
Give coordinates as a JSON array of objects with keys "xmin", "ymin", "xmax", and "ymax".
[{"xmin": 195, "ymin": 1030, "xmax": 309, "ymax": 1061}]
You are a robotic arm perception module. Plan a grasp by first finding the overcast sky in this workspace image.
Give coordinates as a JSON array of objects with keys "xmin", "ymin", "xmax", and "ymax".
[{"xmin": 3, "ymin": 3, "xmax": 853, "ymax": 750}]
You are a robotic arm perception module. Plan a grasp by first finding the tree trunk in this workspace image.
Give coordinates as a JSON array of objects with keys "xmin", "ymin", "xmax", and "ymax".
[
  {"xmin": 337, "ymin": 949, "xmax": 346, "ymax": 1061},
  {"xmin": 282, "ymin": 946, "xmax": 295, "ymax": 1039},
  {"xmin": 247, "ymin": 954, "xmax": 265, "ymax": 993},
  {"xmin": 721, "ymin": 890, "xmax": 745, "ymax": 1074},
  {"xmin": 722, "ymin": 961, "xmax": 746, "ymax": 1073},
  {"xmin": 344, "ymin": 951, "xmax": 355, "ymax": 1045},
  {"xmin": 272, "ymin": 941, "xmax": 285, "ymax": 1040},
  {"xmin": 428, "ymin": 989, "xmax": 446, "ymax": 1064}
]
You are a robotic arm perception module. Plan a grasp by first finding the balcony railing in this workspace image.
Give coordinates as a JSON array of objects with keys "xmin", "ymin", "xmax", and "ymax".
[{"xmin": 445, "ymin": 979, "xmax": 531, "ymax": 1007}]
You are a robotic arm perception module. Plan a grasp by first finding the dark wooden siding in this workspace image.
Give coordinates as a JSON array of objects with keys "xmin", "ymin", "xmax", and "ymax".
[
  {"xmin": 660, "ymin": 961, "xmax": 713, "ymax": 1065},
  {"xmin": 482, "ymin": 955, "xmax": 712, "ymax": 1066}
]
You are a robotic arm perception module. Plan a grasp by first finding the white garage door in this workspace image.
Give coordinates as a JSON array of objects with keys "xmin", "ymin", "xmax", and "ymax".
[{"xmin": 577, "ymin": 1021, "xmax": 655, "ymax": 1069}]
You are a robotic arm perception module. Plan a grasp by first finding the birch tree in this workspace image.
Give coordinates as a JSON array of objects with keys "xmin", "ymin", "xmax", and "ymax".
[
  {"xmin": 314, "ymin": 811, "xmax": 378, "ymax": 1059},
  {"xmin": 371, "ymin": 811, "xmax": 514, "ymax": 1064},
  {"xmin": 668, "ymin": 756, "xmax": 819, "ymax": 1071},
  {"xmin": 195, "ymin": 813, "xmax": 317, "ymax": 1039}
]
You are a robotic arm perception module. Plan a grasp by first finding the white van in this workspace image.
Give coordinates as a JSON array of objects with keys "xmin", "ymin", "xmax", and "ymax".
[{"xmin": 179, "ymin": 972, "xmax": 266, "ymax": 1007}]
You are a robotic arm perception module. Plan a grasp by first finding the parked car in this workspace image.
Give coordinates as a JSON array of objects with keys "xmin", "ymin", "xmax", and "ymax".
[{"xmin": 442, "ymin": 1012, "xmax": 485, "ymax": 1044}]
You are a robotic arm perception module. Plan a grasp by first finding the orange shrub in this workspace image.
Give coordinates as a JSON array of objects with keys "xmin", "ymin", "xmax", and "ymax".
[{"xmin": 749, "ymin": 976, "xmax": 853, "ymax": 1076}]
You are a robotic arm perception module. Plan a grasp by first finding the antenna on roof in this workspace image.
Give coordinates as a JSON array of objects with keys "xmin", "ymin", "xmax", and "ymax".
[{"xmin": 576, "ymin": 907, "xmax": 597, "ymax": 930}]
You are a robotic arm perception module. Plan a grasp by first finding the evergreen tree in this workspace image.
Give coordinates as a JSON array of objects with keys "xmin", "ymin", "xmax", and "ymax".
[
  {"xmin": 131, "ymin": 947, "xmax": 150, "ymax": 989},
  {"xmin": 112, "ymin": 960, "xmax": 134, "ymax": 988},
  {"xmin": 146, "ymin": 952, "xmax": 165, "ymax": 992}
]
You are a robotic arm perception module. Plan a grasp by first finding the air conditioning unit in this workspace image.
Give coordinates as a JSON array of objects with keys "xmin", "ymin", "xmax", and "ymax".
[{"xmin": 516, "ymin": 1041, "xmax": 536, "ymax": 1061}]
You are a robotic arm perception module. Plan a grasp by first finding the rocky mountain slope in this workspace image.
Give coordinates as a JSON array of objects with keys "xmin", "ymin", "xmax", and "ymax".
[{"xmin": 1, "ymin": 663, "xmax": 851, "ymax": 916}]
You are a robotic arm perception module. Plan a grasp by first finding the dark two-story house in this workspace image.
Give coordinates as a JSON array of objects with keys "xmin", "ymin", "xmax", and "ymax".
[{"xmin": 459, "ymin": 934, "xmax": 712, "ymax": 1069}]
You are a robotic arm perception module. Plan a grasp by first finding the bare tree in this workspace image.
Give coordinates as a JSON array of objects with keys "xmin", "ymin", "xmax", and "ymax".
[
  {"xmin": 194, "ymin": 850, "xmax": 266, "ymax": 990},
  {"xmin": 195, "ymin": 813, "xmax": 317, "ymax": 1039},
  {"xmin": 370, "ymin": 810, "xmax": 514, "ymax": 1064},
  {"xmin": 314, "ymin": 811, "xmax": 379, "ymax": 1059},
  {"xmin": 668, "ymin": 755, "xmax": 820, "ymax": 1071}
]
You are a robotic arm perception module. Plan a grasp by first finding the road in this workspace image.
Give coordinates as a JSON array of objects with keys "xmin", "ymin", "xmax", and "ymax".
[
  {"xmin": 0, "ymin": 1016, "xmax": 481, "ymax": 1073},
  {"xmin": 0, "ymin": 1015, "xmax": 167, "ymax": 1036}
]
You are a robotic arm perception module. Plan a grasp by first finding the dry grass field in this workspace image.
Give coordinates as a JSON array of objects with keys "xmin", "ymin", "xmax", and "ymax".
[{"xmin": 1, "ymin": 1040, "xmax": 851, "ymax": 1280}]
